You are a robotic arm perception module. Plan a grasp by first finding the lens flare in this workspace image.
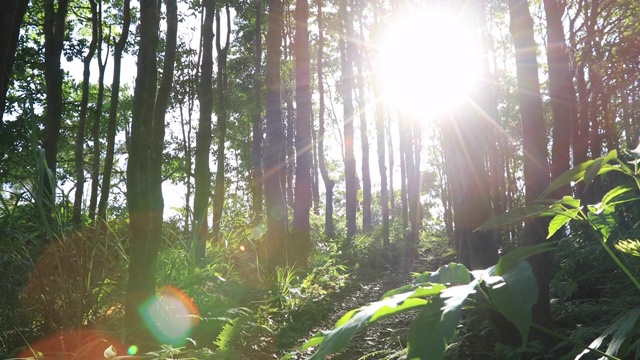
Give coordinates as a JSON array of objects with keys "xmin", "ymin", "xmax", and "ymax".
[
  {"xmin": 128, "ymin": 345, "xmax": 139, "ymax": 355},
  {"xmin": 239, "ymin": 244, "xmax": 246, "ymax": 252},
  {"xmin": 140, "ymin": 285, "xmax": 200, "ymax": 346}
]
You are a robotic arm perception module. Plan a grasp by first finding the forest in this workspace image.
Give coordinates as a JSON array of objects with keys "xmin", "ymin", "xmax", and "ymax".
[{"xmin": 1, "ymin": 0, "xmax": 640, "ymax": 358}]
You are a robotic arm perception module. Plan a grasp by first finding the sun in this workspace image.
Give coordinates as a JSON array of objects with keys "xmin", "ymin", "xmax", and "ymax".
[{"xmin": 378, "ymin": 8, "xmax": 482, "ymax": 121}]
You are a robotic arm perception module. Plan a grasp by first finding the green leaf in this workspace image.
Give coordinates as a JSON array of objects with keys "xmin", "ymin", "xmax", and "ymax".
[
  {"xmin": 407, "ymin": 280, "xmax": 478, "ymax": 360},
  {"xmin": 576, "ymin": 306, "xmax": 640, "ymax": 359},
  {"xmin": 540, "ymin": 160, "xmax": 596, "ymax": 199},
  {"xmin": 601, "ymin": 185, "xmax": 636, "ymax": 207},
  {"xmin": 476, "ymin": 205, "xmax": 554, "ymax": 232},
  {"xmin": 485, "ymin": 261, "xmax": 538, "ymax": 344},
  {"xmin": 587, "ymin": 207, "xmax": 617, "ymax": 241},
  {"xmin": 381, "ymin": 283, "xmax": 447, "ymax": 299},
  {"xmin": 424, "ymin": 263, "xmax": 471, "ymax": 285},
  {"xmin": 494, "ymin": 243, "xmax": 557, "ymax": 276},
  {"xmin": 305, "ymin": 291, "xmax": 428, "ymax": 359},
  {"xmin": 547, "ymin": 209, "xmax": 581, "ymax": 239}
]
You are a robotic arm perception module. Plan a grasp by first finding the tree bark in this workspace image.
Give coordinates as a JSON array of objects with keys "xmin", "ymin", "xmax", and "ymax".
[
  {"xmin": 89, "ymin": 9, "xmax": 108, "ymax": 222},
  {"xmin": 290, "ymin": 0, "xmax": 313, "ymax": 269},
  {"xmin": 355, "ymin": 16, "xmax": 371, "ymax": 231},
  {"xmin": 251, "ymin": 0, "xmax": 264, "ymax": 224},
  {"xmin": 508, "ymin": 0, "xmax": 552, "ymax": 328},
  {"xmin": 73, "ymin": 0, "xmax": 98, "ymax": 226},
  {"xmin": 42, "ymin": 0, "xmax": 70, "ymax": 216},
  {"xmin": 371, "ymin": 1, "xmax": 389, "ymax": 246},
  {"xmin": 265, "ymin": 0, "xmax": 288, "ymax": 270},
  {"xmin": 316, "ymin": 0, "xmax": 335, "ymax": 238},
  {"xmin": 125, "ymin": 0, "xmax": 160, "ymax": 346},
  {"xmin": 98, "ymin": 0, "xmax": 131, "ymax": 222},
  {"xmin": 340, "ymin": 0, "xmax": 357, "ymax": 251},
  {"xmin": 193, "ymin": 0, "xmax": 215, "ymax": 262},
  {"xmin": 211, "ymin": 2, "xmax": 231, "ymax": 244}
]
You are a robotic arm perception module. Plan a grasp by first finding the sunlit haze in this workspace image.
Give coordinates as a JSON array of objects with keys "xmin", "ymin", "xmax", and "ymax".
[{"xmin": 378, "ymin": 8, "xmax": 482, "ymax": 121}]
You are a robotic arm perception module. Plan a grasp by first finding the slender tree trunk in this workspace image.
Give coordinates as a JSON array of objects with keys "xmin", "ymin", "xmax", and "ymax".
[
  {"xmin": 284, "ymin": 18, "xmax": 295, "ymax": 210},
  {"xmin": 212, "ymin": 3, "xmax": 231, "ymax": 244},
  {"xmin": 0, "ymin": 0, "xmax": 28, "ymax": 126},
  {"xmin": 98, "ymin": 0, "xmax": 131, "ymax": 221},
  {"xmin": 399, "ymin": 119, "xmax": 408, "ymax": 230},
  {"xmin": 311, "ymin": 118, "xmax": 320, "ymax": 215},
  {"xmin": 340, "ymin": 0, "xmax": 357, "ymax": 251},
  {"xmin": 316, "ymin": 0, "xmax": 335, "ymax": 238},
  {"xmin": 89, "ymin": 11, "xmax": 108, "ymax": 222},
  {"xmin": 508, "ymin": 0, "xmax": 552, "ymax": 328},
  {"xmin": 251, "ymin": 0, "xmax": 264, "ymax": 224},
  {"xmin": 125, "ymin": 0, "xmax": 160, "ymax": 346},
  {"xmin": 73, "ymin": 0, "xmax": 98, "ymax": 226},
  {"xmin": 355, "ymin": 18, "xmax": 371, "ymax": 231},
  {"xmin": 387, "ymin": 116, "xmax": 394, "ymax": 213},
  {"xmin": 265, "ymin": 0, "xmax": 288, "ymax": 270},
  {"xmin": 371, "ymin": 1, "xmax": 389, "ymax": 246},
  {"xmin": 193, "ymin": 0, "xmax": 215, "ymax": 262},
  {"xmin": 290, "ymin": 0, "xmax": 313, "ymax": 269},
  {"xmin": 42, "ymin": 0, "xmax": 70, "ymax": 216}
]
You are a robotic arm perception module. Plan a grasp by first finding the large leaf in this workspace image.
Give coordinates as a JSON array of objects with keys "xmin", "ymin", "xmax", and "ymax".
[
  {"xmin": 412, "ymin": 263, "xmax": 471, "ymax": 286},
  {"xmin": 587, "ymin": 207, "xmax": 617, "ymax": 241},
  {"xmin": 485, "ymin": 261, "xmax": 538, "ymax": 344},
  {"xmin": 539, "ymin": 151, "xmax": 619, "ymax": 199},
  {"xmin": 381, "ymin": 282, "xmax": 447, "ymax": 299},
  {"xmin": 576, "ymin": 306, "xmax": 640, "ymax": 359},
  {"xmin": 476, "ymin": 204, "xmax": 556, "ymax": 232},
  {"xmin": 407, "ymin": 280, "xmax": 479, "ymax": 360},
  {"xmin": 547, "ymin": 209, "xmax": 581, "ymax": 239},
  {"xmin": 494, "ymin": 242, "xmax": 557, "ymax": 276},
  {"xmin": 304, "ymin": 291, "xmax": 428, "ymax": 359}
]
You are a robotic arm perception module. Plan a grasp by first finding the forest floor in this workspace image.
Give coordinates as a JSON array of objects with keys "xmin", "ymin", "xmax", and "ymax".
[{"xmin": 238, "ymin": 247, "xmax": 454, "ymax": 360}]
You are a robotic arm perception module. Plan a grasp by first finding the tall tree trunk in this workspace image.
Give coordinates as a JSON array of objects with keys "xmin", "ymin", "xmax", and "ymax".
[
  {"xmin": 316, "ymin": 0, "xmax": 335, "ymax": 237},
  {"xmin": 290, "ymin": 0, "xmax": 312, "ymax": 269},
  {"xmin": 265, "ymin": 0, "xmax": 288, "ymax": 270},
  {"xmin": 284, "ymin": 17, "xmax": 295, "ymax": 210},
  {"xmin": 355, "ymin": 16, "xmax": 371, "ymax": 231},
  {"xmin": 89, "ymin": 11, "xmax": 108, "ymax": 222},
  {"xmin": 0, "ymin": 0, "xmax": 28, "ymax": 126},
  {"xmin": 371, "ymin": 1, "xmax": 389, "ymax": 246},
  {"xmin": 251, "ymin": 0, "xmax": 264, "ymax": 224},
  {"xmin": 340, "ymin": 0, "xmax": 357, "ymax": 251},
  {"xmin": 193, "ymin": 0, "xmax": 215, "ymax": 262},
  {"xmin": 508, "ymin": 0, "xmax": 552, "ymax": 328},
  {"xmin": 544, "ymin": 0, "xmax": 574, "ymax": 190},
  {"xmin": 399, "ymin": 119, "xmax": 408, "ymax": 230},
  {"xmin": 125, "ymin": 0, "xmax": 160, "ymax": 346},
  {"xmin": 42, "ymin": 0, "xmax": 70, "ymax": 217},
  {"xmin": 212, "ymin": 2, "xmax": 231, "ymax": 244},
  {"xmin": 98, "ymin": 0, "xmax": 131, "ymax": 221},
  {"xmin": 73, "ymin": 0, "xmax": 98, "ymax": 226}
]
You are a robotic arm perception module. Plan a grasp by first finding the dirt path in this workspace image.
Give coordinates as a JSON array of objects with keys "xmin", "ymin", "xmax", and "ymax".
[{"xmin": 253, "ymin": 249, "xmax": 449, "ymax": 360}]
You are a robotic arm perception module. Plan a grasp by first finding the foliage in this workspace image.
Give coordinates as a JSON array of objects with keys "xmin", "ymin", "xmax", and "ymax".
[
  {"xmin": 479, "ymin": 150, "xmax": 640, "ymax": 359},
  {"xmin": 296, "ymin": 244, "xmax": 553, "ymax": 359}
]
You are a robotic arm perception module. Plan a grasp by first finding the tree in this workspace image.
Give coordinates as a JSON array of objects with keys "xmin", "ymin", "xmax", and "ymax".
[
  {"xmin": 125, "ymin": 0, "xmax": 177, "ymax": 345},
  {"xmin": 371, "ymin": 0, "xmax": 389, "ymax": 246},
  {"xmin": 98, "ymin": 0, "xmax": 131, "ymax": 221},
  {"xmin": 508, "ymin": 0, "xmax": 552, "ymax": 327},
  {"xmin": 72, "ymin": 0, "xmax": 99, "ymax": 226},
  {"xmin": 42, "ymin": 0, "xmax": 70, "ymax": 215},
  {"xmin": 193, "ymin": 0, "xmax": 215, "ymax": 262},
  {"xmin": 544, "ymin": 0, "xmax": 574, "ymax": 189},
  {"xmin": 251, "ymin": 0, "xmax": 264, "ymax": 224},
  {"xmin": 0, "ymin": 0, "xmax": 28, "ymax": 126},
  {"xmin": 290, "ymin": 0, "xmax": 313, "ymax": 269},
  {"xmin": 264, "ymin": 0, "xmax": 288, "ymax": 270},
  {"xmin": 211, "ymin": 2, "xmax": 231, "ymax": 244},
  {"xmin": 355, "ymin": 10, "xmax": 371, "ymax": 231},
  {"xmin": 316, "ymin": 0, "xmax": 335, "ymax": 238},
  {"xmin": 339, "ymin": 0, "xmax": 357, "ymax": 251},
  {"xmin": 88, "ymin": 4, "xmax": 109, "ymax": 222}
]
